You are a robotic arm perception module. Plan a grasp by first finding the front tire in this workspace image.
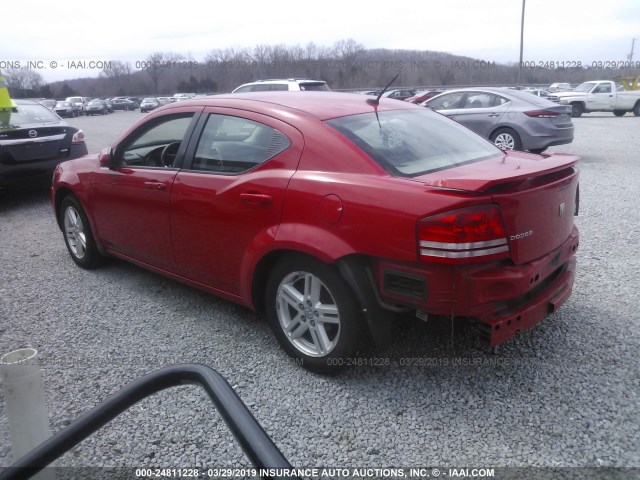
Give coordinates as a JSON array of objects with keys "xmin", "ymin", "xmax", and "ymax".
[
  {"xmin": 265, "ymin": 256, "xmax": 365, "ymax": 373},
  {"xmin": 570, "ymin": 103, "xmax": 584, "ymax": 118},
  {"xmin": 61, "ymin": 196, "xmax": 103, "ymax": 269},
  {"xmin": 490, "ymin": 128, "xmax": 523, "ymax": 151},
  {"xmin": 613, "ymin": 110, "xmax": 626, "ymax": 117}
]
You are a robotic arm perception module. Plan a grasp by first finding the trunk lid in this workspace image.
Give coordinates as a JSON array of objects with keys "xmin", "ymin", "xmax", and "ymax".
[{"xmin": 415, "ymin": 151, "xmax": 579, "ymax": 264}]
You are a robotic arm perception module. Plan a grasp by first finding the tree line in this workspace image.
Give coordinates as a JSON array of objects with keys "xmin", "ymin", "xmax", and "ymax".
[{"xmin": 3, "ymin": 39, "xmax": 639, "ymax": 98}]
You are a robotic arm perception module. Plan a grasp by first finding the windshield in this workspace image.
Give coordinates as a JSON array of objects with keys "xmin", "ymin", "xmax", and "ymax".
[
  {"xmin": 326, "ymin": 109, "xmax": 501, "ymax": 177},
  {"xmin": 573, "ymin": 82, "xmax": 597, "ymax": 93},
  {"xmin": 0, "ymin": 104, "xmax": 60, "ymax": 128},
  {"xmin": 88, "ymin": 100, "xmax": 102, "ymax": 105}
]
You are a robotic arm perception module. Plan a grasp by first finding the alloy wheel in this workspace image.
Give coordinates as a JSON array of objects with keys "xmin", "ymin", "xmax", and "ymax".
[{"xmin": 276, "ymin": 271, "xmax": 341, "ymax": 357}]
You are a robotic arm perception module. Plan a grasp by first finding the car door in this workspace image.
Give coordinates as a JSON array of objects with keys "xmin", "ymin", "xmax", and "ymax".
[
  {"xmin": 588, "ymin": 82, "xmax": 614, "ymax": 109},
  {"xmin": 170, "ymin": 109, "xmax": 304, "ymax": 298},
  {"xmin": 90, "ymin": 110, "xmax": 200, "ymax": 269},
  {"xmin": 452, "ymin": 92, "xmax": 508, "ymax": 137}
]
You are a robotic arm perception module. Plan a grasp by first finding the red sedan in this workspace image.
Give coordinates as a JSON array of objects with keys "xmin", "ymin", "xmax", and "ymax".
[{"xmin": 51, "ymin": 92, "xmax": 579, "ymax": 372}]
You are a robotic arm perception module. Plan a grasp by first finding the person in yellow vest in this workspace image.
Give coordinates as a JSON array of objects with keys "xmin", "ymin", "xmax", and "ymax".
[{"xmin": 0, "ymin": 74, "xmax": 18, "ymax": 127}]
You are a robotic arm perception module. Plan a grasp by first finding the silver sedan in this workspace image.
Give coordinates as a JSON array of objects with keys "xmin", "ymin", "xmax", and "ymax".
[{"xmin": 422, "ymin": 87, "xmax": 574, "ymax": 153}]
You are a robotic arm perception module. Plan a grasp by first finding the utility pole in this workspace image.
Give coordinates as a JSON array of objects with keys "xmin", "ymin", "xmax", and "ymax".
[
  {"xmin": 629, "ymin": 38, "xmax": 637, "ymax": 62},
  {"xmin": 517, "ymin": 0, "xmax": 526, "ymax": 86}
]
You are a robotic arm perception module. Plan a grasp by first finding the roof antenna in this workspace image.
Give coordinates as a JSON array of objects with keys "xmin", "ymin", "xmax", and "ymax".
[{"xmin": 367, "ymin": 73, "xmax": 400, "ymax": 106}]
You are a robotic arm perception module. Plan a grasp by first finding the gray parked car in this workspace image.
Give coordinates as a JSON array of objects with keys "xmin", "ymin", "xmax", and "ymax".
[{"xmin": 422, "ymin": 88, "xmax": 574, "ymax": 153}]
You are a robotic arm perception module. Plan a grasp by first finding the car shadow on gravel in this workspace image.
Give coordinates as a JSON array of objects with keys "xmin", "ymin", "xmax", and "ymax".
[{"xmin": 0, "ymin": 184, "xmax": 51, "ymax": 212}]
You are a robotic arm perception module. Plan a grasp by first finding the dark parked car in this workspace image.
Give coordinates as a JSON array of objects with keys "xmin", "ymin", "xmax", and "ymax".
[
  {"xmin": 111, "ymin": 99, "xmax": 137, "ymax": 111},
  {"xmin": 51, "ymin": 92, "xmax": 579, "ymax": 372},
  {"xmin": 85, "ymin": 99, "xmax": 109, "ymax": 115},
  {"xmin": 54, "ymin": 101, "xmax": 77, "ymax": 118},
  {"xmin": 140, "ymin": 97, "xmax": 160, "ymax": 113},
  {"xmin": 423, "ymin": 87, "xmax": 574, "ymax": 153},
  {"xmin": 381, "ymin": 89, "xmax": 418, "ymax": 101},
  {"xmin": 1, "ymin": 100, "xmax": 88, "ymax": 188}
]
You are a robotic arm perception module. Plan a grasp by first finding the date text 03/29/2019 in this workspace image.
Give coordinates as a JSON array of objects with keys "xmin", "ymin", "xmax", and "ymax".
[{"xmin": 133, "ymin": 467, "xmax": 497, "ymax": 478}]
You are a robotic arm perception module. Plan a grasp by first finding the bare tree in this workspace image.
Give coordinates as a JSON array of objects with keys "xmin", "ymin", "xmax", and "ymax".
[
  {"xmin": 101, "ymin": 61, "xmax": 132, "ymax": 95},
  {"xmin": 144, "ymin": 52, "xmax": 183, "ymax": 94}
]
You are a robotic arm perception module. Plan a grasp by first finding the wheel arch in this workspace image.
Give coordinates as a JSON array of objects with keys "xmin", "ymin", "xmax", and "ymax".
[
  {"xmin": 488, "ymin": 124, "xmax": 519, "ymax": 140},
  {"xmin": 54, "ymin": 187, "xmax": 104, "ymax": 254},
  {"xmin": 54, "ymin": 186, "xmax": 76, "ymax": 229},
  {"xmin": 570, "ymin": 101, "xmax": 586, "ymax": 116},
  {"xmin": 251, "ymin": 250, "xmax": 397, "ymax": 348}
]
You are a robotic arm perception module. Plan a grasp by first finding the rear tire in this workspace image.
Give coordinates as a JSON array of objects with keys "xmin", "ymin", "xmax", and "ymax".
[
  {"xmin": 634, "ymin": 103, "xmax": 640, "ymax": 117},
  {"xmin": 490, "ymin": 128, "xmax": 523, "ymax": 151},
  {"xmin": 613, "ymin": 110, "xmax": 626, "ymax": 117},
  {"xmin": 265, "ymin": 255, "xmax": 365, "ymax": 373},
  {"xmin": 61, "ymin": 196, "xmax": 103, "ymax": 269}
]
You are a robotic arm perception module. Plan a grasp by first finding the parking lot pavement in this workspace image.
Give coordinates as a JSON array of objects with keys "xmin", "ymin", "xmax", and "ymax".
[
  {"xmin": 0, "ymin": 114, "xmax": 639, "ymax": 469},
  {"xmin": 66, "ymin": 110, "xmax": 144, "ymax": 154}
]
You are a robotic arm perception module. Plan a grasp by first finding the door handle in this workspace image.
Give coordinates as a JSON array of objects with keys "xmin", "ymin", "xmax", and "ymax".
[
  {"xmin": 144, "ymin": 181, "xmax": 167, "ymax": 191},
  {"xmin": 488, "ymin": 113, "xmax": 500, "ymax": 117},
  {"xmin": 240, "ymin": 192, "xmax": 272, "ymax": 205}
]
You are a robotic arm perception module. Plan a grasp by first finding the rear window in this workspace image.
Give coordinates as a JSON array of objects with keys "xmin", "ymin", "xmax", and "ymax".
[
  {"xmin": 1, "ymin": 104, "xmax": 60, "ymax": 127},
  {"xmin": 499, "ymin": 89, "xmax": 554, "ymax": 106},
  {"xmin": 326, "ymin": 109, "xmax": 500, "ymax": 177},
  {"xmin": 235, "ymin": 84, "xmax": 289, "ymax": 92},
  {"xmin": 299, "ymin": 82, "xmax": 330, "ymax": 91}
]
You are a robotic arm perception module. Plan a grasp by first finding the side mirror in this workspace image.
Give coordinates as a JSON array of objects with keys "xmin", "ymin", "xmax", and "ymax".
[
  {"xmin": 99, "ymin": 147, "xmax": 120, "ymax": 170},
  {"xmin": 98, "ymin": 148, "xmax": 111, "ymax": 168}
]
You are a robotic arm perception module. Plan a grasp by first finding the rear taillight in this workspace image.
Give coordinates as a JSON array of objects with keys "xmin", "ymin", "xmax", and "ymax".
[
  {"xmin": 72, "ymin": 130, "xmax": 85, "ymax": 144},
  {"xmin": 524, "ymin": 110, "xmax": 560, "ymax": 118},
  {"xmin": 417, "ymin": 205, "xmax": 509, "ymax": 263}
]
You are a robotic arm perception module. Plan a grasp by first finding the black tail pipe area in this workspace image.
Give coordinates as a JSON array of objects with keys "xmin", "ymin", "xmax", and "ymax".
[{"xmin": 0, "ymin": 364, "xmax": 297, "ymax": 480}]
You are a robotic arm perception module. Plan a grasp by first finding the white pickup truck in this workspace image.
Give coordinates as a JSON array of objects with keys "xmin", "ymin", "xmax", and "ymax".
[{"xmin": 548, "ymin": 80, "xmax": 640, "ymax": 117}]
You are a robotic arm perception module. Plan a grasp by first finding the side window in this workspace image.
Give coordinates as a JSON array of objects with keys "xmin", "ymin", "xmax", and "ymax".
[
  {"xmin": 594, "ymin": 83, "xmax": 611, "ymax": 93},
  {"xmin": 493, "ymin": 95, "xmax": 510, "ymax": 106},
  {"xmin": 462, "ymin": 93, "xmax": 496, "ymax": 109},
  {"xmin": 191, "ymin": 114, "xmax": 291, "ymax": 174},
  {"xmin": 117, "ymin": 113, "xmax": 194, "ymax": 168},
  {"xmin": 428, "ymin": 92, "xmax": 465, "ymax": 110}
]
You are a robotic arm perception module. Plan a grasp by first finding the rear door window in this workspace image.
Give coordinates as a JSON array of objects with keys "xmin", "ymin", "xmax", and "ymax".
[{"xmin": 189, "ymin": 114, "xmax": 291, "ymax": 174}]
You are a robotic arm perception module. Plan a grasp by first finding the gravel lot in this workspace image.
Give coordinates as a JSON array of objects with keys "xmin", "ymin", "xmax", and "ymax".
[{"xmin": 0, "ymin": 110, "xmax": 639, "ymax": 473}]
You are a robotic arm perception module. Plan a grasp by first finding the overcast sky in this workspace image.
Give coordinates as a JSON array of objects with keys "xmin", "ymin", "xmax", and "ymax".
[{"xmin": 2, "ymin": 0, "xmax": 639, "ymax": 82}]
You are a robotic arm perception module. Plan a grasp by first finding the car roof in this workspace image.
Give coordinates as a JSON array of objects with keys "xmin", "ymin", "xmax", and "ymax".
[
  {"xmin": 166, "ymin": 91, "xmax": 417, "ymax": 120},
  {"xmin": 427, "ymin": 87, "xmax": 557, "ymax": 107},
  {"xmin": 244, "ymin": 78, "xmax": 325, "ymax": 84}
]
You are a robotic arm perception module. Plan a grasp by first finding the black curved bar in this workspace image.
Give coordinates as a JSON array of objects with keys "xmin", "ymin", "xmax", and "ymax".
[{"xmin": 0, "ymin": 364, "xmax": 297, "ymax": 480}]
